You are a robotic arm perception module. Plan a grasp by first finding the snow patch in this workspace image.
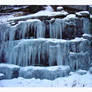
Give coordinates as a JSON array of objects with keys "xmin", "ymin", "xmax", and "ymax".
[{"xmin": 0, "ymin": 72, "xmax": 92, "ymax": 87}]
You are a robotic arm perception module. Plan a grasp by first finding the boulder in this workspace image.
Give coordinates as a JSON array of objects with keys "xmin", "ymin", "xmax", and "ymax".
[
  {"xmin": 0, "ymin": 73, "xmax": 5, "ymax": 80},
  {"xmin": 19, "ymin": 65, "xmax": 71, "ymax": 80},
  {"xmin": 0, "ymin": 63, "xmax": 20, "ymax": 79}
]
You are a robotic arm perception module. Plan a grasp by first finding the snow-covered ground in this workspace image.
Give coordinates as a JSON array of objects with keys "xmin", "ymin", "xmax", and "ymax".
[{"xmin": 0, "ymin": 72, "xmax": 92, "ymax": 87}]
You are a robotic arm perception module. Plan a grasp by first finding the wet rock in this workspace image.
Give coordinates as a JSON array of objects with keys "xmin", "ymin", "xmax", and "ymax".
[
  {"xmin": 0, "ymin": 63, "xmax": 20, "ymax": 79},
  {"xmin": 19, "ymin": 65, "xmax": 71, "ymax": 80}
]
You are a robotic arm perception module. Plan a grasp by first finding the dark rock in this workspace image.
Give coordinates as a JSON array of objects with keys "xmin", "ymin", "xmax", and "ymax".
[
  {"xmin": 83, "ymin": 34, "xmax": 92, "ymax": 41},
  {"xmin": 63, "ymin": 5, "xmax": 88, "ymax": 11}
]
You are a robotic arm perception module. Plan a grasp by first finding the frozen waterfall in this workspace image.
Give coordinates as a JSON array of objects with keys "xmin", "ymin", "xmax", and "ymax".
[{"xmin": 0, "ymin": 9, "xmax": 92, "ymax": 71}]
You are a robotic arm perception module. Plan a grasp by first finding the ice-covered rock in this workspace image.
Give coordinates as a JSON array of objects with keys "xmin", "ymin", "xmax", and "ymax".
[
  {"xmin": 69, "ymin": 38, "xmax": 89, "ymax": 53},
  {"xmin": 76, "ymin": 69, "xmax": 87, "ymax": 75},
  {"xmin": 0, "ymin": 13, "xmax": 91, "ymax": 42},
  {"xmin": 76, "ymin": 11, "xmax": 90, "ymax": 18},
  {"xmin": 0, "ymin": 37, "xmax": 90, "ymax": 70},
  {"xmin": 89, "ymin": 67, "xmax": 92, "ymax": 74},
  {"xmin": 0, "ymin": 63, "xmax": 20, "ymax": 79},
  {"xmin": 69, "ymin": 52, "xmax": 90, "ymax": 71},
  {"xmin": 0, "ymin": 73, "xmax": 5, "ymax": 80},
  {"xmin": 19, "ymin": 65, "xmax": 70, "ymax": 80},
  {"xmin": 0, "ymin": 38, "xmax": 70, "ymax": 66}
]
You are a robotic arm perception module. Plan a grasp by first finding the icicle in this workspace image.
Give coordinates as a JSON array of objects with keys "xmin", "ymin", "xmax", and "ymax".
[
  {"xmin": 56, "ymin": 44, "xmax": 63, "ymax": 65},
  {"xmin": 48, "ymin": 45, "xmax": 57, "ymax": 66},
  {"xmin": 49, "ymin": 19, "xmax": 63, "ymax": 39},
  {"xmin": 82, "ymin": 18, "xmax": 91, "ymax": 34}
]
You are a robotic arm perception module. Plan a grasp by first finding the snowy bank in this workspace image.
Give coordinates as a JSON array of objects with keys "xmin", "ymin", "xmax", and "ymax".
[{"xmin": 0, "ymin": 72, "xmax": 92, "ymax": 87}]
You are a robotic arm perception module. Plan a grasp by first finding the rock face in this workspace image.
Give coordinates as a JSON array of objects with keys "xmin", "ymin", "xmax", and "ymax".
[
  {"xmin": 0, "ymin": 64, "xmax": 20, "ymax": 79},
  {"xmin": 63, "ymin": 5, "xmax": 88, "ymax": 11},
  {"xmin": 0, "ymin": 5, "xmax": 92, "ymax": 74},
  {"xmin": 19, "ymin": 65, "xmax": 70, "ymax": 80}
]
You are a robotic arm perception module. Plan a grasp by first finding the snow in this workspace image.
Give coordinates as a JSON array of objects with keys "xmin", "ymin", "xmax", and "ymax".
[
  {"xmin": 0, "ymin": 73, "xmax": 5, "ymax": 80},
  {"xmin": 70, "ymin": 37, "xmax": 87, "ymax": 42},
  {"xmin": 0, "ymin": 15, "xmax": 14, "ymax": 23},
  {"xmin": 8, "ymin": 8, "xmax": 68, "ymax": 22},
  {"xmin": 0, "ymin": 63, "xmax": 20, "ymax": 69},
  {"xmin": 0, "ymin": 73, "xmax": 4, "ymax": 77},
  {"xmin": 0, "ymin": 72, "xmax": 92, "ymax": 87},
  {"xmin": 57, "ymin": 7, "xmax": 64, "ymax": 11},
  {"xmin": 64, "ymin": 14, "xmax": 76, "ymax": 20},
  {"xmin": 83, "ymin": 34, "xmax": 92, "ymax": 38},
  {"xmin": 76, "ymin": 11, "xmax": 89, "ymax": 16},
  {"xmin": 76, "ymin": 69, "xmax": 87, "ymax": 75},
  {"xmin": 20, "ymin": 65, "xmax": 69, "ymax": 71},
  {"xmin": 19, "ymin": 65, "xmax": 70, "ymax": 80}
]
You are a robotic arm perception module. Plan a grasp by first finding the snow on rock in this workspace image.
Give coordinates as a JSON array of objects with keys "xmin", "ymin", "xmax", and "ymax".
[
  {"xmin": 0, "ymin": 63, "xmax": 20, "ymax": 79},
  {"xmin": 0, "ymin": 14, "xmax": 90, "ymax": 42},
  {"xmin": 76, "ymin": 69, "xmax": 87, "ymax": 75},
  {"xmin": 83, "ymin": 33, "xmax": 92, "ymax": 40},
  {"xmin": 57, "ymin": 6, "xmax": 64, "ymax": 11},
  {"xmin": 0, "ymin": 73, "xmax": 5, "ymax": 80},
  {"xmin": 8, "ymin": 11, "xmax": 68, "ymax": 22},
  {"xmin": 0, "ymin": 72, "xmax": 92, "ymax": 87},
  {"xmin": 76, "ymin": 11, "xmax": 90, "ymax": 18},
  {"xmin": 64, "ymin": 14, "xmax": 76, "ymax": 20},
  {"xmin": 19, "ymin": 65, "xmax": 70, "ymax": 80}
]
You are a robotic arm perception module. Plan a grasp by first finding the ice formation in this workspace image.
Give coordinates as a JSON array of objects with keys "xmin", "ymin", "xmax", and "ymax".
[{"xmin": 0, "ymin": 7, "xmax": 92, "ymax": 72}]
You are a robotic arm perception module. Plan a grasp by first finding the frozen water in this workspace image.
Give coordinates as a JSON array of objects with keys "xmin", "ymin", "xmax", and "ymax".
[
  {"xmin": 0, "ymin": 63, "xmax": 20, "ymax": 79},
  {"xmin": 19, "ymin": 65, "xmax": 70, "ymax": 80},
  {"xmin": 0, "ymin": 72, "xmax": 92, "ymax": 87}
]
